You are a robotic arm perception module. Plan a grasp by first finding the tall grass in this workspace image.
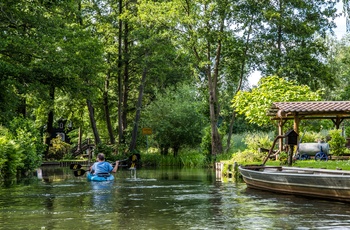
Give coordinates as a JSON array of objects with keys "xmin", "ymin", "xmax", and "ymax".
[{"xmin": 141, "ymin": 149, "xmax": 208, "ymax": 167}]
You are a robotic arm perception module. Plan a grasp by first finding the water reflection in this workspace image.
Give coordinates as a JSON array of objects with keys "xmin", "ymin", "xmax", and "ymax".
[
  {"xmin": 0, "ymin": 167, "xmax": 350, "ymax": 229},
  {"xmin": 89, "ymin": 181, "xmax": 115, "ymax": 212}
]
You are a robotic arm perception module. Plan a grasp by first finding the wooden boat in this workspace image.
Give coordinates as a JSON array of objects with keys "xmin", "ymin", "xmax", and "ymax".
[{"xmin": 239, "ymin": 165, "xmax": 350, "ymax": 202}]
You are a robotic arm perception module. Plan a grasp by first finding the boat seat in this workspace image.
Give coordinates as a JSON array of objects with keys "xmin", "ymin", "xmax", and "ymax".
[{"xmin": 97, "ymin": 173, "xmax": 111, "ymax": 178}]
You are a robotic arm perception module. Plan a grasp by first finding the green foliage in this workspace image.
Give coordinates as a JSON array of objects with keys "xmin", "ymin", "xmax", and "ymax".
[
  {"xmin": 141, "ymin": 150, "xmax": 207, "ymax": 167},
  {"xmin": 215, "ymin": 152, "xmax": 233, "ymax": 162},
  {"xmin": 328, "ymin": 129, "xmax": 347, "ymax": 156},
  {"xmin": 230, "ymin": 131, "xmax": 274, "ymax": 164},
  {"xmin": 0, "ymin": 117, "xmax": 44, "ymax": 178},
  {"xmin": 47, "ymin": 136, "xmax": 71, "ymax": 160},
  {"xmin": 200, "ymin": 126, "xmax": 212, "ymax": 157},
  {"xmin": 256, "ymin": 1, "xmax": 337, "ymax": 90},
  {"xmin": 233, "ymin": 76, "xmax": 322, "ymax": 126},
  {"xmin": 299, "ymin": 131, "xmax": 325, "ymax": 143},
  {"xmin": 143, "ymin": 84, "xmax": 206, "ymax": 155},
  {"xmin": 231, "ymin": 149, "xmax": 265, "ymax": 164},
  {"xmin": 243, "ymin": 132, "xmax": 274, "ymax": 151},
  {"xmin": 228, "ymin": 133, "xmax": 248, "ymax": 153},
  {"xmin": 327, "ymin": 35, "xmax": 350, "ymax": 101},
  {"xmin": 0, "ymin": 0, "xmax": 343, "ymax": 167},
  {"xmin": 7, "ymin": 117, "xmax": 44, "ymax": 174},
  {"xmin": 0, "ymin": 126, "xmax": 24, "ymax": 179},
  {"xmin": 278, "ymin": 152, "xmax": 288, "ymax": 165},
  {"xmin": 345, "ymin": 125, "xmax": 350, "ymax": 138},
  {"xmin": 94, "ymin": 143, "xmax": 116, "ymax": 161}
]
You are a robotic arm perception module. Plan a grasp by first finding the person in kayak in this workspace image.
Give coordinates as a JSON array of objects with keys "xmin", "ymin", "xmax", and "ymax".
[{"xmin": 90, "ymin": 153, "xmax": 119, "ymax": 175}]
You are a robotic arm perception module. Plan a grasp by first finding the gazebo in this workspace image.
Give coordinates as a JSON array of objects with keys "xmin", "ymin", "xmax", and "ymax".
[{"xmin": 267, "ymin": 101, "xmax": 350, "ymax": 151}]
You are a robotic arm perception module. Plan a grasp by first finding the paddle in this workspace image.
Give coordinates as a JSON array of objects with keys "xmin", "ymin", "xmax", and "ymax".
[
  {"xmin": 69, "ymin": 158, "xmax": 127, "ymax": 171},
  {"xmin": 74, "ymin": 168, "xmax": 88, "ymax": 177},
  {"xmin": 70, "ymin": 157, "xmax": 134, "ymax": 177},
  {"xmin": 70, "ymin": 163, "xmax": 83, "ymax": 170},
  {"xmin": 129, "ymin": 153, "xmax": 141, "ymax": 169}
]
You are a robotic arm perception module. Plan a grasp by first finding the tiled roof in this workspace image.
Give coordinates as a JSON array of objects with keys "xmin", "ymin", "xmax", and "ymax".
[{"xmin": 267, "ymin": 101, "xmax": 350, "ymax": 118}]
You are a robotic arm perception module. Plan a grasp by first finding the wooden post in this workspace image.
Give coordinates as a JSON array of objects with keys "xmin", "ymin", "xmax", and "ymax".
[
  {"xmin": 215, "ymin": 162, "xmax": 223, "ymax": 181},
  {"xmin": 278, "ymin": 120, "xmax": 283, "ymax": 152},
  {"xmin": 293, "ymin": 113, "xmax": 299, "ymax": 138},
  {"xmin": 234, "ymin": 162, "xmax": 239, "ymax": 180},
  {"xmin": 288, "ymin": 144, "xmax": 294, "ymax": 166}
]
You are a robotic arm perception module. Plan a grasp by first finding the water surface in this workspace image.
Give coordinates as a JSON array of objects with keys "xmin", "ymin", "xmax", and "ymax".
[{"xmin": 0, "ymin": 166, "xmax": 350, "ymax": 230}]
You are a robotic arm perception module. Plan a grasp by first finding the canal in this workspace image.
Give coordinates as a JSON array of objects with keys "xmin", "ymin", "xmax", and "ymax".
[{"xmin": 1, "ymin": 166, "xmax": 350, "ymax": 229}]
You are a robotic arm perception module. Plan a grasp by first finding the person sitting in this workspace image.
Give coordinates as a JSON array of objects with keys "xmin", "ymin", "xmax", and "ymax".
[{"xmin": 90, "ymin": 153, "xmax": 119, "ymax": 176}]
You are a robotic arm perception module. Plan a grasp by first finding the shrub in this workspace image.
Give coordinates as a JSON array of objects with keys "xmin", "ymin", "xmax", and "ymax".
[
  {"xmin": 243, "ymin": 131, "xmax": 274, "ymax": 151},
  {"xmin": 0, "ymin": 127, "xmax": 24, "ymax": 179},
  {"xmin": 299, "ymin": 131, "xmax": 325, "ymax": 143},
  {"xmin": 47, "ymin": 136, "xmax": 71, "ymax": 160},
  {"xmin": 278, "ymin": 151, "xmax": 288, "ymax": 165},
  {"xmin": 328, "ymin": 129, "xmax": 346, "ymax": 156},
  {"xmin": 231, "ymin": 149, "xmax": 265, "ymax": 163},
  {"xmin": 7, "ymin": 117, "xmax": 45, "ymax": 175}
]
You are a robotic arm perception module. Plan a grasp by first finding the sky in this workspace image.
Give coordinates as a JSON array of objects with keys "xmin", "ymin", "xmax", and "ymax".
[{"xmin": 248, "ymin": 2, "xmax": 348, "ymax": 87}]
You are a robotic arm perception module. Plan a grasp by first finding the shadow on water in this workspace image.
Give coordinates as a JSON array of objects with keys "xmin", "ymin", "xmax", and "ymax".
[{"xmin": 1, "ymin": 166, "xmax": 350, "ymax": 229}]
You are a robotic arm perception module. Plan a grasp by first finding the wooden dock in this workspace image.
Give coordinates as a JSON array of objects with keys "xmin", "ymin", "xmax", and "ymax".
[{"xmin": 41, "ymin": 161, "xmax": 90, "ymax": 167}]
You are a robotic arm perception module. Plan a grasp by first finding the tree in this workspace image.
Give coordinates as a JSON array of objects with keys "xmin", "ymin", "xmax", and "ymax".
[
  {"xmin": 143, "ymin": 84, "xmax": 206, "ymax": 156},
  {"xmin": 255, "ymin": 0, "xmax": 338, "ymax": 90},
  {"xmin": 327, "ymin": 35, "xmax": 350, "ymax": 100},
  {"xmin": 232, "ymin": 76, "xmax": 322, "ymax": 126}
]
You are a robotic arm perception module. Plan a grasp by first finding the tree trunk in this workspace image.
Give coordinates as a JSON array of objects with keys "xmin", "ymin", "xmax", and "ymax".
[
  {"xmin": 225, "ymin": 21, "xmax": 252, "ymax": 153},
  {"xmin": 17, "ymin": 97, "xmax": 26, "ymax": 117},
  {"xmin": 225, "ymin": 111, "xmax": 235, "ymax": 153},
  {"xmin": 129, "ymin": 66, "xmax": 147, "ymax": 152},
  {"xmin": 208, "ymin": 20, "xmax": 224, "ymax": 156},
  {"xmin": 104, "ymin": 69, "xmax": 115, "ymax": 144},
  {"xmin": 44, "ymin": 85, "xmax": 55, "ymax": 158},
  {"xmin": 173, "ymin": 146, "xmax": 179, "ymax": 157},
  {"xmin": 117, "ymin": 0, "xmax": 124, "ymax": 144},
  {"xmin": 122, "ymin": 20, "xmax": 130, "ymax": 135},
  {"xmin": 76, "ymin": 127, "xmax": 82, "ymax": 153},
  {"xmin": 277, "ymin": 0, "xmax": 283, "ymax": 70},
  {"xmin": 86, "ymin": 99, "xmax": 101, "ymax": 145}
]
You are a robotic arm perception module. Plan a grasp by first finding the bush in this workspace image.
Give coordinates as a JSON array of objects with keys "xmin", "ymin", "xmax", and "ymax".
[
  {"xmin": 299, "ymin": 131, "xmax": 325, "ymax": 143},
  {"xmin": 328, "ymin": 129, "xmax": 346, "ymax": 156},
  {"xmin": 140, "ymin": 150, "xmax": 208, "ymax": 167},
  {"xmin": 278, "ymin": 151, "xmax": 288, "ymax": 165},
  {"xmin": 94, "ymin": 143, "xmax": 115, "ymax": 160},
  {"xmin": 6, "ymin": 117, "xmax": 45, "ymax": 175},
  {"xmin": 229, "ymin": 131, "xmax": 275, "ymax": 164},
  {"xmin": 231, "ymin": 149, "xmax": 265, "ymax": 163},
  {"xmin": 243, "ymin": 131, "xmax": 274, "ymax": 151},
  {"xmin": 0, "ymin": 127, "xmax": 24, "ymax": 179},
  {"xmin": 47, "ymin": 136, "xmax": 72, "ymax": 160}
]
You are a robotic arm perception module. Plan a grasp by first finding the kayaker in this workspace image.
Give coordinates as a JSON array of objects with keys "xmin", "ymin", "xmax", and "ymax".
[{"xmin": 90, "ymin": 153, "xmax": 119, "ymax": 175}]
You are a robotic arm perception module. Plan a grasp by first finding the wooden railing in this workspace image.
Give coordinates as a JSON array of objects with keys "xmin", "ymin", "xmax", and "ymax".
[{"xmin": 71, "ymin": 139, "xmax": 95, "ymax": 157}]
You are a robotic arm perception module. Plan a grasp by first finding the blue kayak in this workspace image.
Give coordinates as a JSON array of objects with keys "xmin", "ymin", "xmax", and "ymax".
[{"xmin": 87, "ymin": 172, "xmax": 114, "ymax": 182}]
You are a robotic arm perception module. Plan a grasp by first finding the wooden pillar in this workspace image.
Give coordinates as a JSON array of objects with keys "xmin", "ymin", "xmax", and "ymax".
[
  {"xmin": 288, "ymin": 144, "xmax": 294, "ymax": 166},
  {"xmin": 278, "ymin": 119, "xmax": 288, "ymax": 152},
  {"xmin": 278, "ymin": 120, "xmax": 283, "ymax": 152},
  {"xmin": 293, "ymin": 113, "xmax": 299, "ymax": 134}
]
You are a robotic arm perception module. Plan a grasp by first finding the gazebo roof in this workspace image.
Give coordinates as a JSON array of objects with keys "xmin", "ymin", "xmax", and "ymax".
[{"xmin": 267, "ymin": 101, "xmax": 350, "ymax": 120}]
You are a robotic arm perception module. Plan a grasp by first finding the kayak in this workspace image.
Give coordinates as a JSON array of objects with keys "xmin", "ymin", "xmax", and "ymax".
[{"xmin": 87, "ymin": 172, "xmax": 114, "ymax": 182}]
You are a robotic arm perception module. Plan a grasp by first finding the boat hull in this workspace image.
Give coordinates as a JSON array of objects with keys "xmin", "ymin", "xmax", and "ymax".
[
  {"xmin": 87, "ymin": 172, "xmax": 114, "ymax": 182},
  {"xmin": 239, "ymin": 166, "xmax": 350, "ymax": 202}
]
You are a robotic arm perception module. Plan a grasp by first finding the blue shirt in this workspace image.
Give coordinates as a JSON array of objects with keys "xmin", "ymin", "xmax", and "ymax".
[{"xmin": 91, "ymin": 161, "xmax": 113, "ymax": 174}]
